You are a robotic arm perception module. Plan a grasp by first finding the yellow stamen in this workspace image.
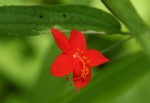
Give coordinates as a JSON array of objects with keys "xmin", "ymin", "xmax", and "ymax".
[
  {"xmin": 87, "ymin": 60, "xmax": 90, "ymax": 64},
  {"xmin": 77, "ymin": 48, "xmax": 80, "ymax": 51}
]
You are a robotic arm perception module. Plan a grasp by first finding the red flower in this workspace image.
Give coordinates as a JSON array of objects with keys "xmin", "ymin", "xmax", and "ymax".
[{"xmin": 50, "ymin": 28, "xmax": 109, "ymax": 92}]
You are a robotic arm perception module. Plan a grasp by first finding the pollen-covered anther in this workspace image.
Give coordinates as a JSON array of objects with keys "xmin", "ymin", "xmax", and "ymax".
[
  {"xmin": 81, "ymin": 66, "xmax": 89, "ymax": 80},
  {"xmin": 81, "ymin": 74, "xmax": 87, "ymax": 79},
  {"xmin": 83, "ymin": 63, "xmax": 86, "ymax": 67},
  {"xmin": 77, "ymin": 48, "xmax": 80, "ymax": 51},
  {"xmin": 86, "ymin": 68, "xmax": 89, "ymax": 71},
  {"xmin": 86, "ymin": 59, "xmax": 91, "ymax": 64},
  {"xmin": 81, "ymin": 69, "xmax": 85, "ymax": 73},
  {"xmin": 83, "ymin": 55, "xmax": 87, "ymax": 60}
]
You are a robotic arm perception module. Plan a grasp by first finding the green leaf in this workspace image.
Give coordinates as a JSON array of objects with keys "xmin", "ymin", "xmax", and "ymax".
[
  {"xmin": 101, "ymin": 0, "xmax": 150, "ymax": 59},
  {"xmin": 0, "ymin": 5, "xmax": 121, "ymax": 36}
]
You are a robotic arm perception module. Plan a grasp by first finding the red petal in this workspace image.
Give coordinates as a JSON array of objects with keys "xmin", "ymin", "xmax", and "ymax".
[
  {"xmin": 87, "ymin": 49, "xmax": 109, "ymax": 67},
  {"xmin": 69, "ymin": 30, "xmax": 86, "ymax": 51},
  {"xmin": 50, "ymin": 53, "xmax": 75, "ymax": 77},
  {"xmin": 51, "ymin": 28, "xmax": 74, "ymax": 54},
  {"xmin": 73, "ymin": 62, "xmax": 91, "ymax": 89}
]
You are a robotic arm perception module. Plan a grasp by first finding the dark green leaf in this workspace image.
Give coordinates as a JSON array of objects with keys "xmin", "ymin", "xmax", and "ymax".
[{"xmin": 0, "ymin": 5, "xmax": 121, "ymax": 36}]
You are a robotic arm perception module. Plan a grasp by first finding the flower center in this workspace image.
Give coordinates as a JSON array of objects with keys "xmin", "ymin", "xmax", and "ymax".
[{"xmin": 73, "ymin": 48, "xmax": 91, "ymax": 80}]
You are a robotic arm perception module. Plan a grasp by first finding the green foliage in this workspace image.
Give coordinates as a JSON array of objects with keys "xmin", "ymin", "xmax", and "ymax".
[
  {"xmin": 0, "ymin": 5, "xmax": 120, "ymax": 36},
  {"xmin": 0, "ymin": 0, "xmax": 150, "ymax": 103},
  {"xmin": 101, "ymin": 0, "xmax": 150, "ymax": 58}
]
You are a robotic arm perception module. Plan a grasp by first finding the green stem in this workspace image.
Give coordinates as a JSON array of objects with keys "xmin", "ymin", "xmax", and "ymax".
[
  {"xmin": 102, "ymin": 36, "xmax": 133, "ymax": 54},
  {"xmin": 101, "ymin": 0, "xmax": 150, "ymax": 59}
]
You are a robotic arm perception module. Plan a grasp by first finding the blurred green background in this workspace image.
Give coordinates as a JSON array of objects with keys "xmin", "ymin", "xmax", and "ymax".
[{"xmin": 0, "ymin": 0, "xmax": 150, "ymax": 103}]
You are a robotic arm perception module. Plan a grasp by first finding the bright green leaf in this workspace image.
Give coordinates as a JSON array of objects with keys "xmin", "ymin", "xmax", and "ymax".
[{"xmin": 101, "ymin": 0, "xmax": 150, "ymax": 59}]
